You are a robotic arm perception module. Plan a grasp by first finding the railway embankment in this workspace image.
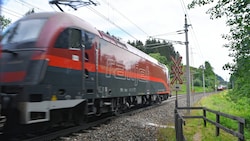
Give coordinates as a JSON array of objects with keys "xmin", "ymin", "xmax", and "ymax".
[{"xmin": 54, "ymin": 93, "xmax": 207, "ymax": 141}]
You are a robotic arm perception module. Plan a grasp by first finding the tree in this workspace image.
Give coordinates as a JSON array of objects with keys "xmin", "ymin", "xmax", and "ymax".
[
  {"xmin": 144, "ymin": 38, "xmax": 178, "ymax": 66},
  {"xmin": 149, "ymin": 53, "xmax": 167, "ymax": 65},
  {"xmin": 0, "ymin": 15, "xmax": 11, "ymax": 30},
  {"xmin": 188, "ymin": 0, "xmax": 250, "ymax": 97},
  {"xmin": 128, "ymin": 38, "xmax": 179, "ymax": 67},
  {"xmin": 204, "ymin": 61, "xmax": 214, "ymax": 77},
  {"xmin": 127, "ymin": 40, "xmax": 146, "ymax": 52}
]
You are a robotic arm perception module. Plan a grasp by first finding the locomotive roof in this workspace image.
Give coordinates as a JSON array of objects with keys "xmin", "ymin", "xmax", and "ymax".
[
  {"xmin": 21, "ymin": 12, "xmax": 100, "ymax": 37},
  {"xmin": 125, "ymin": 43, "xmax": 160, "ymax": 65},
  {"xmin": 20, "ymin": 12, "xmax": 165, "ymax": 68},
  {"xmin": 98, "ymin": 30, "xmax": 162, "ymax": 67}
]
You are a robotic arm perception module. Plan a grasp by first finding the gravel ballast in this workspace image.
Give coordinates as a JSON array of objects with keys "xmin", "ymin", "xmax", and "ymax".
[{"xmin": 58, "ymin": 93, "xmax": 209, "ymax": 141}]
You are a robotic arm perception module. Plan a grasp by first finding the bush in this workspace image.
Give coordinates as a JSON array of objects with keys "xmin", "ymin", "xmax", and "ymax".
[{"xmin": 193, "ymin": 78, "xmax": 202, "ymax": 86}]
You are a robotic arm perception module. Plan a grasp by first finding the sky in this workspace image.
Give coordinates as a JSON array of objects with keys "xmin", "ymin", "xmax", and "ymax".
[{"xmin": 0, "ymin": 0, "xmax": 232, "ymax": 81}]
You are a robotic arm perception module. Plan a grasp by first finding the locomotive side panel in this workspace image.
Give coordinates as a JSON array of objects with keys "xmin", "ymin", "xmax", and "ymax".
[
  {"xmin": 97, "ymin": 38, "xmax": 169, "ymax": 98},
  {"xmin": 98, "ymin": 38, "xmax": 147, "ymax": 97}
]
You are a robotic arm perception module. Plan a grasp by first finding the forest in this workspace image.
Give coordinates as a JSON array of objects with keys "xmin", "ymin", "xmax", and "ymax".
[
  {"xmin": 188, "ymin": 0, "xmax": 249, "ymax": 96},
  {"xmin": 127, "ymin": 38, "xmax": 227, "ymax": 91}
]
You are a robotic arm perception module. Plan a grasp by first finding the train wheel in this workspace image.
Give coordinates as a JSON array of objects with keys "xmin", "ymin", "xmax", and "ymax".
[
  {"xmin": 156, "ymin": 95, "xmax": 162, "ymax": 104},
  {"xmin": 114, "ymin": 106, "xmax": 121, "ymax": 116}
]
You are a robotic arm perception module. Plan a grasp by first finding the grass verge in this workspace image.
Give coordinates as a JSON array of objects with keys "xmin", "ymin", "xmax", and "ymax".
[{"xmin": 158, "ymin": 91, "xmax": 250, "ymax": 141}]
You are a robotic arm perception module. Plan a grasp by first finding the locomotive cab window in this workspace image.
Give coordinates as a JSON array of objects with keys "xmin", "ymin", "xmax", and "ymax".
[
  {"xmin": 82, "ymin": 31, "xmax": 95, "ymax": 49},
  {"xmin": 55, "ymin": 28, "xmax": 81, "ymax": 49},
  {"xmin": 1, "ymin": 19, "xmax": 46, "ymax": 45}
]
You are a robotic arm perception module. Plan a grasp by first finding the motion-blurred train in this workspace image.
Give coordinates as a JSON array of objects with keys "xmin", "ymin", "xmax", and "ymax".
[{"xmin": 0, "ymin": 12, "xmax": 170, "ymax": 133}]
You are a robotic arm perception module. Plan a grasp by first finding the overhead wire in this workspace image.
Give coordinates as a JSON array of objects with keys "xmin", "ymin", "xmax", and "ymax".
[
  {"xmin": 15, "ymin": 0, "xmax": 47, "ymax": 12},
  {"xmin": 179, "ymin": 0, "xmax": 205, "ymax": 67},
  {"xmin": 86, "ymin": 6, "xmax": 138, "ymax": 40},
  {"xmin": 100, "ymin": 0, "xmax": 150, "ymax": 37},
  {"xmin": 1, "ymin": 6, "xmax": 23, "ymax": 18},
  {"xmin": 3, "ymin": 0, "xmax": 139, "ymax": 41},
  {"xmin": 1, "ymin": 0, "xmax": 48, "ymax": 21}
]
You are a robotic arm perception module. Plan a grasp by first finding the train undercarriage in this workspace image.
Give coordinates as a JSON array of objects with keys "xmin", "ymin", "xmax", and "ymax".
[{"xmin": 0, "ymin": 93, "xmax": 169, "ymax": 136}]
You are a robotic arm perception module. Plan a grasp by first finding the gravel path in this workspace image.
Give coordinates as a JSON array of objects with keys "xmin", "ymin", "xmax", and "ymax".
[{"xmin": 57, "ymin": 93, "xmax": 209, "ymax": 141}]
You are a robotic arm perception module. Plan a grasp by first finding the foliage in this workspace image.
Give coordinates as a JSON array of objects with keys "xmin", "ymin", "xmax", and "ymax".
[
  {"xmin": 127, "ymin": 40, "xmax": 145, "ymax": 52},
  {"xmin": 149, "ymin": 53, "xmax": 167, "ymax": 65},
  {"xmin": 204, "ymin": 61, "xmax": 217, "ymax": 89},
  {"xmin": 188, "ymin": 0, "xmax": 250, "ymax": 98},
  {"xmin": 199, "ymin": 91, "xmax": 250, "ymax": 139},
  {"xmin": 0, "ymin": 15, "xmax": 11, "ymax": 30},
  {"xmin": 186, "ymin": 91, "xmax": 249, "ymax": 140},
  {"xmin": 157, "ymin": 126, "xmax": 175, "ymax": 141},
  {"xmin": 190, "ymin": 61, "xmax": 220, "ymax": 89},
  {"xmin": 145, "ymin": 39, "xmax": 179, "ymax": 65},
  {"xmin": 128, "ymin": 38, "xmax": 179, "ymax": 67},
  {"xmin": 193, "ymin": 78, "xmax": 202, "ymax": 86},
  {"xmin": 158, "ymin": 91, "xmax": 250, "ymax": 140},
  {"xmin": 128, "ymin": 39, "xmax": 226, "ymax": 90}
]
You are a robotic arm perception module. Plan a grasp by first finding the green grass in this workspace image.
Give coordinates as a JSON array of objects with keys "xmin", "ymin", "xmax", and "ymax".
[
  {"xmin": 158, "ymin": 91, "xmax": 250, "ymax": 141},
  {"xmin": 176, "ymin": 84, "xmax": 214, "ymax": 95},
  {"xmin": 157, "ymin": 125, "xmax": 176, "ymax": 141}
]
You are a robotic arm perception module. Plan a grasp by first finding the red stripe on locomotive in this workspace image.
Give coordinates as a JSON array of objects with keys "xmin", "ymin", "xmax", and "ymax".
[
  {"xmin": 0, "ymin": 71, "xmax": 26, "ymax": 82},
  {"xmin": 47, "ymin": 54, "xmax": 169, "ymax": 91}
]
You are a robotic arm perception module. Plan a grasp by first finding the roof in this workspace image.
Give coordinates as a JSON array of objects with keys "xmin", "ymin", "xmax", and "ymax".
[{"xmin": 22, "ymin": 12, "xmax": 100, "ymax": 37}]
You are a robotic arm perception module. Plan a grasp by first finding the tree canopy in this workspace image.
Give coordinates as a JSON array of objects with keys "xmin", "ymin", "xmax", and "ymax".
[
  {"xmin": 128, "ymin": 38, "xmax": 223, "ymax": 90},
  {"xmin": 188, "ymin": 0, "xmax": 250, "ymax": 97},
  {"xmin": 0, "ymin": 15, "xmax": 11, "ymax": 30},
  {"xmin": 128, "ymin": 38, "xmax": 180, "ymax": 67}
]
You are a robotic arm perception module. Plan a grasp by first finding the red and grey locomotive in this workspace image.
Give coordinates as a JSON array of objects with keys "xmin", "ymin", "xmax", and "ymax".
[{"xmin": 0, "ymin": 12, "xmax": 170, "ymax": 133}]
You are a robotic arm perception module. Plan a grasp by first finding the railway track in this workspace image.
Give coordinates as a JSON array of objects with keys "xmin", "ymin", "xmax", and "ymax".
[{"xmin": 0, "ymin": 94, "xmax": 187, "ymax": 141}]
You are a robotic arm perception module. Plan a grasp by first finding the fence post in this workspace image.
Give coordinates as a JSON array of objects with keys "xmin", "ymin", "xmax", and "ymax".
[
  {"xmin": 175, "ymin": 99, "xmax": 178, "ymax": 108},
  {"xmin": 177, "ymin": 117, "xmax": 181, "ymax": 141},
  {"xmin": 238, "ymin": 122, "xmax": 244, "ymax": 141},
  {"xmin": 178, "ymin": 117, "xmax": 184, "ymax": 141},
  {"xmin": 216, "ymin": 114, "xmax": 220, "ymax": 136},
  {"xmin": 175, "ymin": 109, "xmax": 179, "ymax": 141},
  {"xmin": 203, "ymin": 108, "xmax": 207, "ymax": 127}
]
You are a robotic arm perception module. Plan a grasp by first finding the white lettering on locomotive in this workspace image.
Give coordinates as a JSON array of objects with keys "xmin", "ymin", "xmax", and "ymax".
[{"xmin": 105, "ymin": 58, "xmax": 149, "ymax": 86}]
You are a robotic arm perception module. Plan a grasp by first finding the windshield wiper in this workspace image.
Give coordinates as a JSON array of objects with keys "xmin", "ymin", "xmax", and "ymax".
[{"xmin": 1, "ymin": 49, "xmax": 18, "ymax": 55}]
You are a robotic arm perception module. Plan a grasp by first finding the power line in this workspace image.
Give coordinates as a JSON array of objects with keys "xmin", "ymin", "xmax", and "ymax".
[
  {"xmin": 179, "ymin": 0, "xmax": 188, "ymax": 16},
  {"xmin": 15, "ymin": 0, "xmax": 47, "ymax": 12},
  {"xmin": 2, "ymin": 0, "xmax": 48, "ymax": 20},
  {"xmin": 179, "ymin": 0, "xmax": 205, "ymax": 66},
  {"xmin": 2, "ymin": 6, "xmax": 23, "ymax": 18},
  {"xmin": 3, "ymin": 0, "xmax": 138, "ymax": 40},
  {"xmin": 87, "ymin": 6, "xmax": 138, "ymax": 40},
  {"xmin": 100, "ymin": 0, "xmax": 149, "ymax": 37}
]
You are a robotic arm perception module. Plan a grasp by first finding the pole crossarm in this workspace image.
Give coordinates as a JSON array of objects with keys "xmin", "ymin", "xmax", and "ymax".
[{"xmin": 148, "ymin": 37, "xmax": 185, "ymax": 45}]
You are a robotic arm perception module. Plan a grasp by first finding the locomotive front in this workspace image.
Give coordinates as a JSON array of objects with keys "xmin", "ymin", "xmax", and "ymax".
[{"xmin": 0, "ymin": 17, "xmax": 49, "ymax": 129}]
